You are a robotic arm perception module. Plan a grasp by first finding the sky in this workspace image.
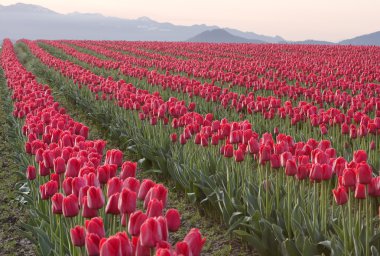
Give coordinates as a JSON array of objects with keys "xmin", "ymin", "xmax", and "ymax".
[{"xmin": 1, "ymin": 0, "xmax": 380, "ymax": 42}]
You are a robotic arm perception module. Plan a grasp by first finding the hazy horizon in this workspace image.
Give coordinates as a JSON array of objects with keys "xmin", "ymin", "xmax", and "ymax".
[{"xmin": 1, "ymin": 0, "xmax": 380, "ymax": 42}]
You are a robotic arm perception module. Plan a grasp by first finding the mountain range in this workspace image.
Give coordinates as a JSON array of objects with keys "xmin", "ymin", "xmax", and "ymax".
[{"xmin": 0, "ymin": 3, "xmax": 379, "ymax": 45}]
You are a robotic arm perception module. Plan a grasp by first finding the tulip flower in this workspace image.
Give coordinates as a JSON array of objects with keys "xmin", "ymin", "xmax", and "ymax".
[
  {"xmin": 356, "ymin": 162, "xmax": 372, "ymax": 184},
  {"xmin": 122, "ymin": 177, "xmax": 140, "ymax": 194},
  {"xmin": 63, "ymin": 194, "xmax": 79, "ymax": 217},
  {"xmin": 165, "ymin": 209, "xmax": 181, "ymax": 232},
  {"xmin": 66, "ymin": 157, "xmax": 81, "ymax": 177},
  {"xmin": 107, "ymin": 177, "xmax": 123, "ymax": 198},
  {"xmin": 70, "ymin": 225, "xmax": 86, "ymax": 247},
  {"xmin": 128, "ymin": 210, "xmax": 148, "ymax": 236},
  {"xmin": 183, "ymin": 228, "xmax": 206, "ymax": 256},
  {"xmin": 26, "ymin": 165, "xmax": 36, "ymax": 180},
  {"xmin": 118, "ymin": 188, "xmax": 137, "ymax": 215},
  {"xmin": 105, "ymin": 192, "xmax": 120, "ymax": 215},
  {"xmin": 86, "ymin": 217, "xmax": 105, "ymax": 238},
  {"xmin": 87, "ymin": 186, "xmax": 105, "ymax": 210},
  {"xmin": 355, "ymin": 184, "xmax": 367, "ymax": 199},
  {"xmin": 140, "ymin": 217, "xmax": 163, "ymax": 248},
  {"xmin": 333, "ymin": 186, "xmax": 349, "ymax": 205},
  {"xmin": 120, "ymin": 161, "xmax": 137, "ymax": 180},
  {"xmin": 51, "ymin": 192, "xmax": 64, "ymax": 214},
  {"xmin": 353, "ymin": 150, "xmax": 367, "ymax": 163},
  {"xmin": 40, "ymin": 180, "xmax": 58, "ymax": 200},
  {"xmin": 86, "ymin": 233, "xmax": 101, "ymax": 256},
  {"xmin": 146, "ymin": 198, "xmax": 164, "ymax": 218},
  {"xmin": 82, "ymin": 196, "xmax": 98, "ymax": 218},
  {"xmin": 138, "ymin": 179, "xmax": 156, "ymax": 201}
]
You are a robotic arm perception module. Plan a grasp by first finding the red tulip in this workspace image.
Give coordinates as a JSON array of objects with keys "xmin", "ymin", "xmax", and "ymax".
[
  {"xmin": 165, "ymin": 209, "xmax": 181, "ymax": 232},
  {"xmin": 259, "ymin": 145, "xmax": 271, "ymax": 165},
  {"xmin": 176, "ymin": 241, "xmax": 190, "ymax": 256},
  {"xmin": 140, "ymin": 217, "xmax": 163, "ymax": 248},
  {"xmin": 118, "ymin": 188, "xmax": 137, "ymax": 215},
  {"xmin": 105, "ymin": 192, "xmax": 120, "ymax": 215},
  {"xmin": 332, "ymin": 186, "xmax": 348, "ymax": 205},
  {"xmin": 321, "ymin": 164, "xmax": 332, "ymax": 180},
  {"xmin": 144, "ymin": 184, "xmax": 168, "ymax": 208},
  {"xmin": 270, "ymin": 154, "xmax": 281, "ymax": 169},
  {"xmin": 128, "ymin": 210, "xmax": 148, "ymax": 236},
  {"xmin": 332, "ymin": 157, "xmax": 347, "ymax": 176},
  {"xmin": 63, "ymin": 194, "xmax": 79, "ymax": 217},
  {"xmin": 107, "ymin": 177, "xmax": 123, "ymax": 198},
  {"xmin": 97, "ymin": 165, "xmax": 110, "ymax": 185},
  {"xmin": 26, "ymin": 165, "xmax": 36, "ymax": 180},
  {"xmin": 51, "ymin": 192, "xmax": 64, "ymax": 214},
  {"xmin": 234, "ymin": 148, "xmax": 244, "ymax": 162},
  {"xmin": 120, "ymin": 161, "xmax": 137, "ymax": 180},
  {"xmin": 70, "ymin": 225, "xmax": 86, "ymax": 247},
  {"xmin": 63, "ymin": 177, "xmax": 73, "ymax": 195},
  {"xmin": 86, "ymin": 233, "xmax": 101, "ymax": 256},
  {"xmin": 355, "ymin": 184, "xmax": 367, "ymax": 199},
  {"xmin": 82, "ymin": 196, "xmax": 98, "ymax": 218},
  {"xmin": 156, "ymin": 248, "xmax": 172, "ymax": 256},
  {"xmin": 248, "ymin": 138, "xmax": 259, "ymax": 154},
  {"xmin": 223, "ymin": 144, "xmax": 233, "ymax": 158},
  {"xmin": 170, "ymin": 133, "xmax": 177, "ymax": 143},
  {"xmin": 285, "ymin": 159, "xmax": 297, "ymax": 176},
  {"xmin": 353, "ymin": 150, "xmax": 367, "ymax": 163},
  {"xmin": 86, "ymin": 217, "xmax": 105, "ymax": 238},
  {"xmin": 39, "ymin": 180, "xmax": 58, "ymax": 200},
  {"xmin": 123, "ymin": 177, "xmax": 140, "ymax": 194},
  {"xmin": 117, "ymin": 232, "xmax": 133, "ymax": 256},
  {"xmin": 87, "ymin": 186, "xmax": 105, "ymax": 210},
  {"xmin": 342, "ymin": 168, "xmax": 356, "ymax": 188},
  {"xmin": 54, "ymin": 156, "xmax": 66, "ymax": 174},
  {"xmin": 183, "ymin": 228, "xmax": 206, "ymax": 256},
  {"xmin": 356, "ymin": 162, "xmax": 372, "ymax": 184},
  {"xmin": 309, "ymin": 163, "xmax": 323, "ymax": 182},
  {"xmin": 138, "ymin": 179, "xmax": 156, "ymax": 201},
  {"xmin": 66, "ymin": 157, "xmax": 81, "ymax": 177},
  {"xmin": 100, "ymin": 236, "xmax": 121, "ymax": 256},
  {"xmin": 146, "ymin": 198, "xmax": 164, "ymax": 218},
  {"xmin": 38, "ymin": 161, "xmax": 50, "ymax": 176}
]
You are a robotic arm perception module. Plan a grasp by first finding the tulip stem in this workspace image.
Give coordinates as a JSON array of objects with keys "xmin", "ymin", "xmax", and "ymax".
[
  {"xmin": 265, "ymin": 163, "xmax": 269, "ymax": 218},
  {"xmin": 348, "ymin": 190, "xmax": 352, "ymax": 250},
  {"xmin": 365, "ymin": 192, "xmax": 369, "ymax": 256},
  {"xmin": 287, "ymin": 178, "xmax": 291, "ymax": 238}
]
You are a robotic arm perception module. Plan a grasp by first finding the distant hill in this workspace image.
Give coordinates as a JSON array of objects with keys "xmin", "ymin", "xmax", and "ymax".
[
  {"xmin": 223, "ymin": 28, "xmax": 284, "ymax": 43},
  {"xmin": 187, "ymin": 29, "xmax": 265, "ymax": 43},
  {"xmin": 339, "ymin": 31, "xmax": 380, "ymax": 46},
  {"xmin": 1, "ymin": 3, "xmax": 379, "ymax": 45},
  {"xmin": 0, "ymin": 3, "xmax": 281, "ymax": 42},
  {"xmin": 280, "ymin": 39, "xmax": 335, "ymax": 45}
]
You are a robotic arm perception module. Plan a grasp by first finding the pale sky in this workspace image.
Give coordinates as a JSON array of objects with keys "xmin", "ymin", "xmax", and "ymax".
[{"xmin": 1, "ymin": 0, "xmax": 380, "ymax": 42}]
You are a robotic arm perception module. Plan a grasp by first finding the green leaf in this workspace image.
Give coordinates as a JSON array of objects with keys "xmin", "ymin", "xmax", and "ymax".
[{"xmin": 283, "ymin": 239, "xmax": 301, "ymax": 256}]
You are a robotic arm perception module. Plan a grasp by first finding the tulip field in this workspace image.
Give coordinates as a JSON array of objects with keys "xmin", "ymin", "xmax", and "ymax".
[{"xmin": 1, "ymin": 38, "xmax": 380, "ymax": 256}]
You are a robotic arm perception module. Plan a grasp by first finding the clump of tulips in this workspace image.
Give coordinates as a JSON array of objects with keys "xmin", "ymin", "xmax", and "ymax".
[{"xmin": 1, "ymin": 38, "xmax": 205, "ymax": 256}]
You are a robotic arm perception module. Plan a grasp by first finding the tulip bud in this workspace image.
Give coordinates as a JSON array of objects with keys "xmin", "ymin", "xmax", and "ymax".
[
  {"xmin": 70, "ymin": 225, "xmax": 86, "ymax": 247},
  {"xmin": 332, "ymin": 186, "xmax": 348, "ymax": 205},
  {"xmin": 63, "ymin": 194, "xmax": 79, "ymax": 217},
  {"xmin": 166, "ymin": 209, "xmax": 181, "ymax": 232}
]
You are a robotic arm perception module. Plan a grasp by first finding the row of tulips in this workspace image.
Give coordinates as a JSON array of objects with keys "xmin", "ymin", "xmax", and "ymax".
[
  {"xmin": 75, "ymin": 39, "xmax": 380, "ymax": 121},
  {"xmin": 38, "ymin": 40, "xmax": 380, "ymax": 171},
  {"xmin": 40, "ymin": 40, "xmax": 380, "ymax": 157},
  {"xmin": 1, "ymin": 38, "xmax": 205, "ymax": 256},
  {"xmin": 20, "ymin": 39, "xmax": 380, "ymax": 255}
]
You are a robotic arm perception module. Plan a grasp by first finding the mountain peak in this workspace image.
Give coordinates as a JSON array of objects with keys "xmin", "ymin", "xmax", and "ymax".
[
  {"xmin": 137, "ymin": 16, "xmax": 154, "ymax": 22},
  {"xmin": 0, "ymin": 3, "xmax": 57, "ymax": 14},
  {"xmin": 187, "ymin": 29, "xmax": 264, "ymax": 44}
]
